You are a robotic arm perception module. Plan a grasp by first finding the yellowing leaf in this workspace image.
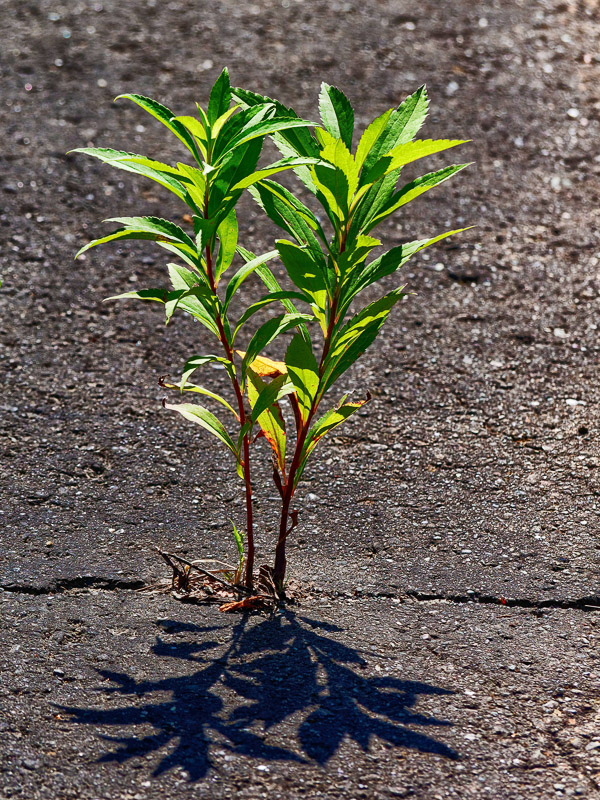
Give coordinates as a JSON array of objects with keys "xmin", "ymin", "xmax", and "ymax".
[{"xmin": 236, "ymin": 351, "xmax": 287, "ymax": 378}]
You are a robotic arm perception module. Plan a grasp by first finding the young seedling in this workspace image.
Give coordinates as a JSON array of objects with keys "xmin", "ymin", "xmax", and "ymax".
[
  {"xmin": 73, "ymin": 71, "xmax": 470, "ymax": 602},
  {"xmin": 231, "ymin": 82, "xmax": 472, "ymax": 589},
  {"xmin": 72, "ymin": 69, "xmax": 318, "ymax": 592}
]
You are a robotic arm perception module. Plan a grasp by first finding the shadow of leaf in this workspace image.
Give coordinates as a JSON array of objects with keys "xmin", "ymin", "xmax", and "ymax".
[{"xmin": 59, "ymin": 610, "xmax": 458, "ymax": 780}]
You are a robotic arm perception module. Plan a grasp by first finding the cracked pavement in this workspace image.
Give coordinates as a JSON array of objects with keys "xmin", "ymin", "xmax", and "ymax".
[{"xmin": 1, "ymin": 0, "xmax": 600, "ymax": 797}]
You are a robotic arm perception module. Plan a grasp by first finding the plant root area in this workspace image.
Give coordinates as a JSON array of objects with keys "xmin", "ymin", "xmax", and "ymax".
[{"xmin": 1, "ymin": 1, "xmax": 600, "ymax": 798}]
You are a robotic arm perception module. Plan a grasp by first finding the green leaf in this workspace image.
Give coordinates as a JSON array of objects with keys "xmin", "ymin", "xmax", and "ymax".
[
  {"xmin": 76, "ymin": 216, "xmax": 199, "ymax": 263},
  {"xmin": 176, "ymin": 162, "xmax": 207, "ymax": 208},
  {"xmin": 249, "ymin": 181, "xmax": 330, "ymax": 274},
  {"xmin": 241, "ymin": 313, "xmax": 313, "ymax": 383},
  {"xmin": 231, "ymin": 87, "xmax": 320, "ymax": 167},
  {"xmin": 361, "ymin": 86, "xmax": 429, "ymax": 175},
  {"xmin": 207, "ymin": 68, "xmax": 232, "ymax": 125},
  {"xmin": 192, "ymin": 215, "xmax": 218, "ymax": 252},
  {"xmin": 75, "ymin": 229, "xmax": 170, "ymax": 259},
  {"xmin": 233, "ymin": 291, "xmax": 311, "ymax": 341},
  {"xmin": 249, "ymin": 372, "xmax": 295, "ymax": 422},
  {"xmin": 354, "ymin": 110, "xmax": 393, "ymax": 171},
  {"xmin": 390, "ymin": 85, "xmax": 430, "ymax": 144},
  {"xmin": 70, "ymin": 147, "xmax": 191, "ymax": 203},
  {"xmin": 106, "ymin": 215, "xmax": 195, "ymax": 243},
  {"xmin": 181, "ymin": 354, "xmax": 234, "ymax": 388},
  {"xmin": 247, "ymin": 370, "xmax": 286, "ymax": 474},
  {"xmin": 276, "ymin": 240, "xmax": 329, "ymax": 309},
  {"xmin": 297, "ymin": 395, "xmax": 370, "ymax": 484},
  {"xmin": 172, "ymin": 116, "xmax": 209, "ymax": 159},
  {"xmin": 223, "ymin": 249, "xmax": 279, "ymax": 311},
  {"xmin": 165, "ymin": 286, "xmax": 214, "ymax": 325},
  {"xmin": 115, "ymin": 94, "xmax": 201, "ymax": 161},
  {"xmin": 321, "ymin": 289, "xmax": 406, "ymax": 395},
  {"xmin": 285, "ymin": 334, "xmax": 319, "ymax": 424},
  {"xmin": 346, "ymin": 228, "xmax": 472, "ymax": 307},
  {"xmin": 230, "ymin": 520, "xmax": 245, "ymax": 562},
  {"xmin": 165, "ymin": 274, "xmax": 219, "ymax": 335},
  {"xmin": 361, "ymin": 138, "xmax": 469, "ymax": 186},
  {"xmin": 230, "ymin": 156, "xmax": 320, "ymax": 191},
  {"xmin": 215, "ymin": 209, "xmax": 238, "ymax": 281},
  {"xmin": 168, "ymin": 262, "xmax": 206, "ymax": 291},
  {"xmin": 318, "ymin": 83, "xmax": 354, "ymax": 150},
  {"xmin": 211, "ymin": 103, "xmax": 275, "ymax": 162},
  {"xmin": 161, "ymin": 378, "xmax": 237, "ymax": 417},
  {"xmin": 348, "ymin": 168, "xmax": 402, "ymax": 241},
  {"xmin": 362, "ymin": 164, "xmax": 471, "ymax": 233},
  {"xmin": 105, "ymin": 288, "xmax": 168, "ymax": 303},
  {"xmin": 236, "ymin": 247, "xmax": 312, "ymax": 346},
  {"xmin": 162, "ymin": 401, "xmax": 237, "ymax": 456},
  {"xmin": 208, "ymin": 139, "xmax": 262, "ymax": 215},
  {"xmin": 219, "ymin": 117, "xmax": 315, "ymax": 162},
  {"xmin": 311, "ymin": 158, "xmax": 352, "ymax": 224}
]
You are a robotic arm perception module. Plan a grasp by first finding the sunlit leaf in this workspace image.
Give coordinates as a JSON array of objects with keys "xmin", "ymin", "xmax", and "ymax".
[
  {"xmin": 285, "ymin": 334, "xmax": 319, "ymax": 424},
  {"xmin": 163, "ymin": 401, "xmax": 237, "ymax": 456},
  {"xmin": 318, "ymin": 82, "xmax": 354, "ymax": 150}
]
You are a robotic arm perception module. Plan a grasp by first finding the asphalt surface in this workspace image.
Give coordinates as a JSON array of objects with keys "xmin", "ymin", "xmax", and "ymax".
[{"xmin": 1, "ymin": 0, "xmax": 599, "ymax": 797}]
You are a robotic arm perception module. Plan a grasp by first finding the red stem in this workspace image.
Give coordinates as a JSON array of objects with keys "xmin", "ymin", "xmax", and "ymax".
[
  {"xmin": 272, "ymin": 228, "xmax": 347, "ymax": 591},
  {"xmin": 204, "ymin": 220, "xmax": 255, "ymax": 590}
]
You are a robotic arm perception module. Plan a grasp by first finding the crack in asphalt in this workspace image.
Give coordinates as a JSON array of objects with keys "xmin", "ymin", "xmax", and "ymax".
[
  {"xmin": 0, "ymin": 576, "xmax": 145, "ymax": 594},
  {"xmin": 404, "ymin": 590, "xmax": 600, "ymax": 611},
  {"xmin": 1, "ymin": 579, "xmax": 598, "ymax": 612}
]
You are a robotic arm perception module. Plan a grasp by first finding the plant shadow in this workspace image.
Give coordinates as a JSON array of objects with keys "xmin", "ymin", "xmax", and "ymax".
[{"xmin": 60, "ymin": 610, "xmax": 459, "ymax": 780}]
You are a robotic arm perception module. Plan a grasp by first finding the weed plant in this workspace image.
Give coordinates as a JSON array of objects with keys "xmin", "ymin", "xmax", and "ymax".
[{"xmin": 74, "ymin": 69, "xmax": 470, "ymax": 598}]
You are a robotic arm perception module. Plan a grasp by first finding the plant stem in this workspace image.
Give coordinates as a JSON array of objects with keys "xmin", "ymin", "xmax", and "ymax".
[
  {"xmin": 273, "ymin": 236, "xmax": 346, "ymax": 590},
  {"xmin": 203, "ymin": 209, "xmax": 255, "ymax": 590}
]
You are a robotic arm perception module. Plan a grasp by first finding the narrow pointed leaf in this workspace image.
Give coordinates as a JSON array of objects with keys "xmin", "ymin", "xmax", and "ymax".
[
  {"xmin": 249, "ymin": 179, "xmax": 328, "ymax": 248},
  {"xmin": 181, "ymin": 354, "xmax": 234, "ymax": 388},
  {"xmin": 233, "ymin": 291, "xmax": 312, "ymax": 341},
  {"xmin": 105, "ymin": 216, "xmax": 196, "ymax": 248},
  {"xmin": 161, "ymin": 379, "xmax": 237, "ymax": 417},
  {"xmin": 115, "ymin": 94, "xmax": 201, "ymax": 160},
  {"xmin": 215, "ymin": 209, "xmax": 238, "ymax": 281},
  {"xmin": 223, "ymin": 249, "xmax": 278, "ymax": 311},
  {"xmin": 321, "ymin": 290, "xmax": 406, "ymax": 395},
  {"xmin": 207, "ymin": 68, "xmax": 232, "ymax": 125},
  {"xmin": 105, "ymin": 288, "xmax": 168, "ymax": 303},
  {"xmin": 76, "ymin": 230, "xmax": 169, "ymax": 259},
  {"xmin": 70, "ymin": 147, "xmax": 190, "ymax": 202},
  {"xmin": 241, "ymin": 313, "xmax": 313, "ymax": 382},
  {"xmin": 362, "ymin": 86, "xmax": 429, "ymax": 174},
  {"xmin": 276, "ymin": 240, "xmax": 329, "ymax": 308},
  {"xmin": 297, "ymin": 395, "xmax": 370, "ymax": 483},
  {"xmin": 285, "ymin": 334, "xmax": 319, "ymax": 424},
  {"xmin": 231, "ymin": 521, "xmax": 245, "ymax": 561},
  {"xmin": 236, "ymin": 247, "xmax": 312, "ymax": 345},
  {"xmin": 250, "ymin": 372, "xmax": 295, "ymax": 422},
  {"xmin": 318, "ymin": 83, "xmax": 354, "ymax": 150},
  {"xmin": 168, "ymin": 262, "xmax": 206, "ymax": 291},
  {"xmin": 347, "ymin": 228, "xmax": 472, "ymax": 305},
  {"xmin": 362, "ymin": 164, "xmax": 471, "ymax": 233},
  {"xmin": 165, "ymin": 286, "xmax": 214, "ymax": 325},
  {"xmin": 162, "ymin": 401, "xmax": 237, "ymax": 455},
  {"xmin": 354, "ymin": 110, "xmax": 393, "ymax": 171},
  {"xmin": 361, "ymin": 138, "xmax": 469, "ymax": 185},
  {"xmin": 230, "ymin": 156, "xmax": 320, "ymax": 191},
  {"xmin": 222, "ymin": 117, "xmax": 315, "ymax": 158},
  {"xmin": 247, "ymin": 370, "xmax": 286, "ymax": 473}
]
